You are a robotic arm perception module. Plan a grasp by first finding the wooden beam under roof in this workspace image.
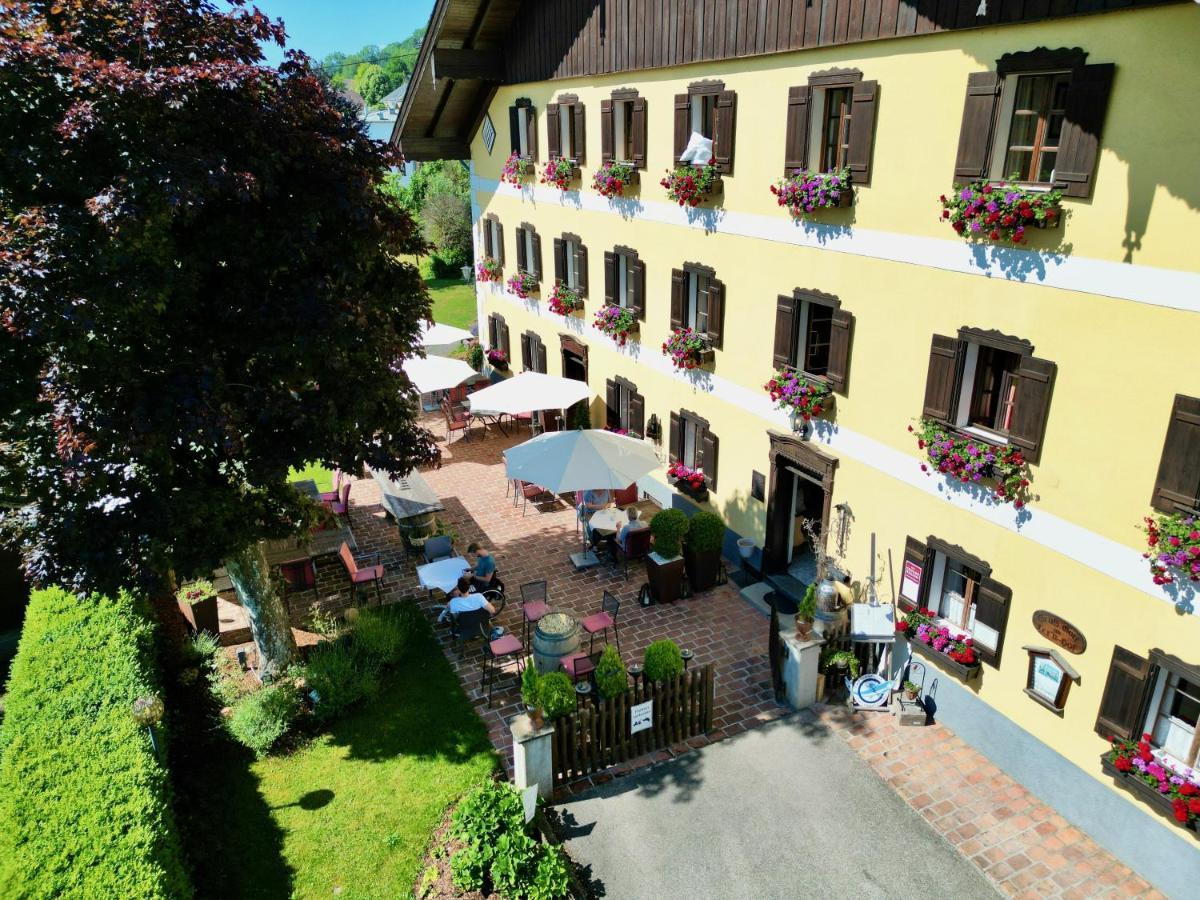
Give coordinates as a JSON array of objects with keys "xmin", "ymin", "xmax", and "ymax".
[
  {"xmin": 432, "ymin": 48, "xmax": 504, "ymax": 82},
  {"xmin": 397, "ymin": 137, "xmax": 472, "ymax": 162}
]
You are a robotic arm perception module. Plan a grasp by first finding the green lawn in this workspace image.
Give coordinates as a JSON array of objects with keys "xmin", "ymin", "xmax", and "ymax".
[
  {"xmin": 288, "ymin": 462, "xmax": 335, "ymax": 494},
  {"xmin": 173, "ymin": 612, "xmax": 497, "ymax": 899},
  {"xmin": 428, "ymin": 277, "xmax": 477, "ymax": 330}
]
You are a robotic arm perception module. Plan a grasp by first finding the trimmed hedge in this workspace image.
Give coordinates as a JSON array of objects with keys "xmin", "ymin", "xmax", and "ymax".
[{"xmin": 0, "ymin": 587, "xmax": 191, "ymax": 898}]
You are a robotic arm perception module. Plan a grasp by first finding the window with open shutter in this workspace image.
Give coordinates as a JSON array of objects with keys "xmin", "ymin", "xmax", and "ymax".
[
  {"xmin": 606, "ymin": 379, "xmax": 619, "ymax": 429},
  {"xmin": 487, "ymin": 314, "xmax": 498, "ymax": 350},
  {"xmin": 1008, "ymin": 357, "xmax": 1056, "ymax": 464},
  {"xmin": 706, "ymin": 278, "xmax": 725, "ymax": 350},
  {"xmin": 499, "ymin": 318, "xmax": 510, "ymax": 358},
  {"xmin": 600, "ymin": 99, "xmax": 614, "ymax": 163},
  {"xmin": 574, "ymin": 242, "xmax": 588, "ymax": 296},
  {"xmin": 668, "ymin": 411, "xmax": 681, "ymax": 463},
  {"xmin": 784, "ymin": 86, "xmax": 810, "ymax": 174},
  {"xmin": 535, "ymin": 340, "xmax": 547, "ymax": 374},
  {"xmin": 603, "ymin": 252, "xmax": 617, "ymax": 306},
  {"xmin": 525, "ymin": 105, "xmax": 537, "ymax": 161},
  {"xmin": 1095, "ymin": 647, "xmax": 1154, "ymax": 740},
  {"xmin": 923, "ymin": 335, "xmax": 963, "ymax": 423},
  {"xmin": 629, "ymin": 391, "xmax": 645, "ymax": 437},
  {"xmin": 630, "ymin": 258, "xmax": 645, "ymax": 321},
  {"xmin": 494, "ymin": 220, "xmax": 504, "ymax": 266},
  {"xmin": 509, "ymin": 105, "xmax": 521, "ymax": 155},
  {"xmin": 773, "ymin": 296, "xmax": 796, "ymax": 370},
  {"xmin": 846, "ymin": 80, "xmax": 879, "ymax": 186},
  {"xmin": 514, "ymin": 225, "xmax": 526, "ymax": 272},
  {"xmin": 631, "ymin": 97, "xmax": 647, "ymax": 169},
  {"xmin": 825, "ymin": 309, "xmax": 854, "ymax": 394},
  {"xmin": 511, "ymin": 101, "xmax": 537, "ymax": 160},
  {"xmin": 973, "ymin": 577, "xmax": 1011, "ymax": 668},
  {"xmin": 897, "ymin": 536, "xmax": 928, "ymax": 612},
  {"xmin": 553, "ymin": 238, "xmax": 565, "ymax": 284},
  {"xmin": 953, "ymin": 72, "xmax": 1002, "ymax": 182},
  {"xmin": 545, "ymin": 103, "xmax": 561, "ymax": 158},
  {"xmin": 713, "ymin": 91, "xmax": 737, "ymax": 175},
  {"xmin": 1151, "ymin": 394, "xmax": 1200, "ymax": 514},
  {"xmin": 701, "ymin": 429, "xmax": 719, "ymax": 490},
  {"xmin": 482, "ymin": 218, "xmax": 493, "ymax": 258},
  {"xmin": 673, "ymin": 94, "xmax": 689, "ymax": 163},
  {"xmin": 572, "ymin": 102, "xmax": 587, "ymax": 165},
  {"xmin": 520, "ymin": 333, "xmax": 532, "ymax": 371},
  {"xmin": 530, "ymin": 230, "xmax": 542, "ymax": 278},
  {"xmin": 1055, "ymin": 64, "xmax": 1114, "ymax": 198},
  {"xmin": 669, "ymin": 269, "xmax": 685, "ymax": 331}
]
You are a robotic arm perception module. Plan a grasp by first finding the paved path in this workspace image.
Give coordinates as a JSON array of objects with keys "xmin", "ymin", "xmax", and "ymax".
[{"xmin": 557, "ymin": 712, "xmax": 998, "ymax": 900}]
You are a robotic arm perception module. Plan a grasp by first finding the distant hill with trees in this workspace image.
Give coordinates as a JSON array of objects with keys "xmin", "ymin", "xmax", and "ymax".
[{"xmin": 321, "ymin": 28, "xmax": 424, "ymax": 107}]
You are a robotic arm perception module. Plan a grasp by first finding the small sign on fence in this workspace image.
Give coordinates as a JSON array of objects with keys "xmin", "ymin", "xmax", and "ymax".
[{"xmin": 630, "ymin": 699, "xmax": 653, "ymax": 734}]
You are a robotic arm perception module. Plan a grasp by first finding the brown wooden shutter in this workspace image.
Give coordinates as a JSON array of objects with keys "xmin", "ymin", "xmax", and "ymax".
[
  {"xmin": 847, "ymin": 80, "xmax": 879, "ymax": 186},
  {"xmin": 706, "ymin": 278, "xmax": 725, "ymax": 349},
  {"xmin": 922, "ymin": 335, "xmax": 961, "ymax": 423},
  {"xmin": 669, "ymin": 269, "xmax": 685, "ymax": 330},
  {"xmin": 1056, "ymin": 64, "xmax": 1115, "ymax": 199},
  {"xmin": 772, "ymin": 296, "xmax": 796, "ymax": 369},
  {"xmin": 535, "ymin": 338, "xmax": 547, "ymax": 374},
  {"xmin": 669, "ymin": 411, "xmax": 681, "ymax": 462},
  {"xmin": 784, "ymin": 86, "xmax": 811, "ymax": 174},
  {"xmin": 509, "ymin": 106, "xmax": 521, "ymax": 155},
  {"xmin": 953, "ymin": 72, "xmax": 1002, "ymax": 182},
  {"xmin": 713, "ymin": 91, "xmax": 737, "ymax": 175},
  {"xmin": 603, "ymin": 251, "xmax": 617, "ymax": 306},
  {"xmin": 673, "ymin": 94, "xmax": 689, "ymax": 163},
  {"xmin": 897, "ymin": 536, "xmax": 928, "ymax": 612},
  {"xmin": 572, "ymin": 102, "xmax": 587, "ymax": 165},
  {"xmin": 631, "ymin": 97, "xmax": 647, "ymax": 169},
  {"xmin": 482, "ymin": 219, "xmax": 493, "ymax": 258},
  {"xmin": 701, "ymin": 429, "xmax": 719, "ymax": 490},
  {"xmin": 1094, "ymin": 646, "xmax": 1154, "ymax": 740},
  {"xmin": 487, "ymin": 314, "xmax": 497, "ymax": 349},
  {"xmin": 545, "ymin": 103, "xmax": 561, "ymax": 158},
  {"xmin": 514, "ymin": 226, "xmax": 527, "ymax": 272},
  {"xmin": 525, "ymin": 106, "xmax": 538, "ymax": 161},
  {"xmin": 630, "ymin": 392, "xmax": 645, "ymax": 436},
  {"xmin": 500, "ymin": 319, "xmax": 511, "ymax": 358},
  {"xmin": 530, "ymin": 230, "xmax": 542, "ymax": 278},
  {"xmin": 631, "ymin": 259, "xmax": 645, "ymax": 321},
  {"xmin": 520, "ymin": 333, "xmax": 531, "ymax": 371},
  {"xmin": 494, "ymin": 220, "xmax": 504, "ymax": 266},
  {"xmin": 826, "ymin": 309, "xmax": 854, "ymax": 394},
  {"xmin": 973, "ymin": 577, "xmax": 1011, "ymax": 668},
  {"xmin": 553, "ymin": 238, "xmax": 565, "ymax": 284},
  {"xmin": 1151, "ymin": 394, "xmax": 1200, "ymax": 514},
  {"xmin": 600, "ymin": 99, "xmax": 614, "ymax": 163},
  {"xmin": 606, "ymin": 379, "xmax": 620, "ymax": 429},
  {"xmin": 1008, "ymin": 356, "xmax": 1056, "ymax": 465},
  {"xmin": 575, "ymin": 242, "xmax": 589, "ymax": 296}
]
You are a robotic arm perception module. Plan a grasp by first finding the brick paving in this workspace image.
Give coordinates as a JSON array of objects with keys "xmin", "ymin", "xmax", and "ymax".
[
  {"xmin": 261, "ymin": 414, "xmax": 784, "ymax": 774},
  {"xmin": 815, "ymin": 704, "xmax": 1165, "ymax": 899}
]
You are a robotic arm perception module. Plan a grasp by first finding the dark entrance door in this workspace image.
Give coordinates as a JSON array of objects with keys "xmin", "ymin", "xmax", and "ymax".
[
  {"xmin": 763, "ymin": 433, "xmax": 837, "ymax": 575},
  {"xmin": 559, "ymin": 334, "xmax": 589, "ymax": 430}
]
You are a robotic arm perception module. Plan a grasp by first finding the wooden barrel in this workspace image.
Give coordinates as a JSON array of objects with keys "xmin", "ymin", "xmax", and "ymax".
[
  {"xmin": 532, "ymin": 612, "xmax": 582, "ymax": 674},
  {"xmin": 397, "ymin": 511, "xmax": 437, "ymax": 545}
]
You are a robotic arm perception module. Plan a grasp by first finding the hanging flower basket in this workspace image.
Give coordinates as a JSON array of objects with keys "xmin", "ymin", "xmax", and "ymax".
[
  {"xmin": 500, "ymin": 152, "xmax": 534, "ymax": 186},
  {"xmin": 770, "ymin": 168, "xmax": 852, "ymax": 217},
  {"xmin": 1104, "ymin": 735, "xmax": 1200, "ymax": 833},
  {"xmin": 662, "ymin": 327, "xmax": 713, "ymax": 370},
  {"xmin": 593, "ymin": 305, "xmax": 638, "ymax": 345},
  {"xmin": 592, "ymin": 160, "xmax": 638, "ymax": 198},
  {"xmin": 941, "ymin": 180, "xmax": 1062, "ymax": 244},
  {"xmin": 661, "ymin": 163, "xmax": 721, "ymax": 207},
  {"xmin": 547, "ymin": 283, "xmax": 584, "ymax": 316},
  {"xmin": 540, "ymin": 155, "xmax": 578, "ymax": 192},
  {"xmin": 506, "ymin": 271, "xmax": 539, "ymax": 300},
  {"xmin": 486, "ymin": 348, "xmax": 509, "ymax": 371},
  {"xmin": 1142, "ymin": 513, "xmax": 1200, "ymax": 586},
  {"xmin": 765, "ymin": 369, "xmax": 832, "ymax": 422},
  {"xmin": 476, "ymin": 257, "xmax": 502, "ymax": 283},
  {"xmin": 667, "ymin": 461, "xmax": 709, "ymax": 503},
  {"xmin": 910, "ymin": 419, "xmax": 1031, "ymax": 509},
  {"xmin": 896, "ymin": 607, "xmax": 981, "ymax": 680}
]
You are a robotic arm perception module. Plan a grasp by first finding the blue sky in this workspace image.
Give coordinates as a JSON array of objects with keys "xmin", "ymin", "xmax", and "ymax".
[{"xmin": 248, "ymin": 0, "xmax": 435, "ymax": 66}]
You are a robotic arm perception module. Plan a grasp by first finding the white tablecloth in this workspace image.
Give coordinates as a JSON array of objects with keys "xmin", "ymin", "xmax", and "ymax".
[
  {"xmin": 417, "ymin": 556, "xmax": 472, "ymax": 594},
  {"xmin": 588, "ymin": 507, "xmax": 626, "ymax": 534}
]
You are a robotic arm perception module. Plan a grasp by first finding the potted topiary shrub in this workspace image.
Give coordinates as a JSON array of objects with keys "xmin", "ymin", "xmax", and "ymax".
[
  {"xmin": 795, "ymin": 584, "xmax": 816, "ymax": 640},
  {"xmin": 538, "ymin": 671, "xmax": 576, "ymax": 720},
  {"xmin": 684, "ymin": 510, "xmax": 725, "ymax": 593},
  {"xmin": 176, "ymin": 578, "xmax": 220, "ymax": 636},
  {"xmin": 594, "ymin": 645, "xmax": 628, "ymax": 700},
  {"xmin": 643, "ymin": 639, "xmax": 684, "ymax": 683},
  {"xmin": 646, "ymin": 508, "xmax": 689, "ymax": 605},
  {"xmin": 521, "ymin": 665, "xmax": 544, "ymax": 728}
]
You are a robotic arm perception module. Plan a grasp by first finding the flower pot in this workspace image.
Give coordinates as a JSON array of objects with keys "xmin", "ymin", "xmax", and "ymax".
[
  {"xmin": 737, "ymin": 538, "xmax": 756, "ymax": 560},
  {"xmin": 645, "ymin": 552, "xmax": 686, "ymax": 605},
  {"xmin": 528, "ymin": 706, "xmax": 545, "ymax": 730},
  {"xmin": 684, "ymin": 546, "xmax": 721, "ymax": 593},
  {"xmin": 795, "ymin": 619, "xmax": 813, "ymax": 640},
  {"xmin": 904, "ymin": 689, "xmax": 918, "ymax": 702}
]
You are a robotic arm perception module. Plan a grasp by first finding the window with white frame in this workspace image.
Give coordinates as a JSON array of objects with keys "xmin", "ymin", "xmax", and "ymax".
[
  {"xmin": 953, "ymin": 341, "xmax": 1022, "ymax": 441},
  {"xmin": 681, "ymin": 415, "xmax": 701, "ymax": 469},
  {"xmin": 616, "ymin": 253, "xmax": 635, "ymax": 308},
  {"xmin": 517, "ymin": 108, "xmax": 531, "ymax": 157},
  {"xmin": 1145, "ymin": 669, "xmax": 1200, "ymax": 768},
  {"xmin": 613, "ymin": 98, "xmax": 636, "ymax": 162},
  {"xmin": 925, "ymin": 551, "xmax": 998, "ymax": 654},
  {"xmin": 489, "ymin": 219, "xmax": 501, "ymax": 256},
  {"xmin": 690, "ymin": 92, "xmax": 717, "ymax": 141},
  {"xmin": 522, "ymin": 229, "xmax": 535, "ymax": 275},
  {"xmin": 790, "ymin": 297, "xmax": 834, "ymax": 376},
  {"xmin": 559, "ymin": 104, "xmax": 579, "ymax": 160},
  {"xmin": 990, "ymin": 71, "xmax": 1070, "ymax": 185},
  {"xmin": 686, "ymin": 269, "xmax": 712, "ymax": 334}
]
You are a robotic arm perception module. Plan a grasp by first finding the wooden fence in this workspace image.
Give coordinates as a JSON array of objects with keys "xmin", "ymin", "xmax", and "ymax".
[{"xmin": 550, "ymin": 665, "xmax": 714, "ymax": 785}]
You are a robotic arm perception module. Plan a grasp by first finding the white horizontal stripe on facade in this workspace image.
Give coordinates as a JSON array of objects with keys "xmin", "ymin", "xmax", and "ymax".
[
  {"xmin": 479, "ymin": 279, "xmax": 1196, "ymax": 615},
  {"xmin": 472, "ymin": 176, "xmax": 1200, "ymax": 315}
]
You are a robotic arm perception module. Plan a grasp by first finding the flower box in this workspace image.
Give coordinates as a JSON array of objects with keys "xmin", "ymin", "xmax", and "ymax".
[
  {"xmin": 667, "ymin": 461, "xmax": 709, "ymax": 503},
  {"xmin": 661, "ymin": 164, "xmax": 722, "ymax": 207},
  {"xmin": 541, "ymin": 156, "xmax": 580, "ymax": 192},
  {"xmin": 486, "ymin": 349, "xmax": 509, "ymax": 371},
  {"xmin": 547, "ymin": 283, "xmax": 584, "ymax": 317},
  {"xmin": 592, "ymin": 161, "xmax": 639, "ymax": 198},
  {"xmin": 771, "ymin": 168, "xmax": 853, "ymax": 218},
  {"xmin": 941, "ymin": 180, "xmax": 1062, "ymax": 244},
  {"xmin": 662, "ymin": 328, "xmax": 713, "ymax": 370},
  {"xmin": 476, "ymin": 257, "xmax": 503, "ymax": 283},
  {"xmin": 765, "ymin": 369, "xmax": 832, "ymax": 422},
  {"xmin": 910, "ymin": 419, "xmax": 1031, "ymax": 509},
  {"xmin": 1101, "ymin": 755, "xmax": 1200, "ymax": 837},
  {"xmin": 506, "ymin": 271, "xmax": 539, "ymax": 300},
  {"xmin": 906, "ymin": 635, "xmax": 982, "ymax": 682},
  {"xmin": 594, "ymin": 305, "xmax": 638, "ymax": 345},
  {"xmin": 501, "ymin": 152, "xmax": 534, "ymax": 186},
  {"xmin": 1142, "ymin": 512, "xmax": 1200, "ymax": 586}
]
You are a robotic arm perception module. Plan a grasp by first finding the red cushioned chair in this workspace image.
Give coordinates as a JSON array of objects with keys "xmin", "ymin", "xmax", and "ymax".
[
  {"xmin": 325, "ymin": 481, "xmax": 352, "ymax": 520},
  {"xmin": 519, "ymin": 580, "xmax": 550, "ymax": 646},
  {"xmin": 613, "ymin": 483, "xmax": 639, "ymax": 507},
  {"xmin": 338, "ymin": 542, "xmax": 384, "ymax": 606},
  {"xmin": 581, "ymin": 591, "xmax": 621, "ymax": 656},
  {"xmin": 560, "ymin": 651, "xmax": 595, "ymax": 685}
]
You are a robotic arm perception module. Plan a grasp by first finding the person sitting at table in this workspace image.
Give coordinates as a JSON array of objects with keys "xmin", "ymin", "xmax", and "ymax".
[
  {"xmin": 577, "ymin": 488, "xmax": 613, "ymax": 547},
  {"xmin": 466, "ymin": 542, "xmax": 497, "ymax": 593},
  {"xmin": 437, "ymin": 576, "xmax": 495, "ymax": 623},
  {"xmin": 604, "ymin": 507, "xmax": 647, "ymax": 560}
]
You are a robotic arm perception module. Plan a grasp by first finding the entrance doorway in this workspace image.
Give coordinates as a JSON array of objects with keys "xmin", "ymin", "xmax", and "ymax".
[
  {"xmin": 763, "ymin": 433, "xmax": 837, "ymax": 577},
  {"xmin": 560, "ymin": 334, "xmax": 589, "ymax": 430}
]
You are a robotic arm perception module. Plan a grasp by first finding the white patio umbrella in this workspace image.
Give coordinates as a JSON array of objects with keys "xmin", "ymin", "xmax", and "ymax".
[
  {"xmin": 402, "ymin": 355, "xmax": 475, "ymax": 394},
  {"xmin": 419, "ymin": 321, "xmax": 472, "ymax": 357},
  {"xmin": 467, "ymin": 371, "xmax": 589, "ymax": 415},
  {"xmin": 504, "ymin": 429, "xmax": 660, "ymax": 493}
]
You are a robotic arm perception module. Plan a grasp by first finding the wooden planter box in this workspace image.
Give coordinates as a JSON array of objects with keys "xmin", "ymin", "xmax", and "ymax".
[
  {"xmin": 1101, "ymin": 755, "xmax": 1199, "ymax": 838},
  {"xmin": 669, "ymin": 477, "xmax": 709, "ymax": 504},
  {"xmin": 907, "ymin": 636, "xmax": 982, "ymax": 683},
  {"xmin": 644, "ymin": 552, "xmax": 686, "ymax": 605},
  {"xmin": 177, "ymin": 595, "xmax": 219, "ymax": 637},
  {"xmin": 684, "ymin": 546, "xmax": 721, "ymax": 593}
]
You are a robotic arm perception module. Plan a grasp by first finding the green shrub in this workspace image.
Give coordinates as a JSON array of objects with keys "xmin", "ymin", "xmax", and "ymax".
[
  {"xmin": 429, "ymin": 247, "xmax": 468, "ymax": 279},
  {"xmin": 538, "ymin": 672, "xmax": 575, "ymax": 719},
  {"xmin": 520, "ymin": 665, "xmax": 542, "ymax": 710},
  {"xmin": 643, "ymin": 639, "xmax": 683, "ymax": 683},
  {"xmin": 650, "ymin": 508, "xmax": 690, "ymax": 558},
  {"xmin": 305, "ymin": 638, "xmax": 380, "ymax": 722},
  {"xmin": 594, "ymin": 645, "xmax": 628, "ymax": 699},
  {"xmin": 0, "ymin": 587, "xmax": 190, "ymax": 898},
  {"xmin": 529, "ymin": 845, "xmax": 572, "ymax": 900},
  {"xmin": 687, "ymin": 510, "xmax": 725, "ymax": 554},
  {"xmin": 798, "ymin": 584, "xmax": 817, "ymax": 622},
  {"xmin": 353, "ymin": 604, "xmax": 415, "ymax": 665},
  {"xmin": 226, "ymin": 681, "xmax": 299, "ymax": 758}
]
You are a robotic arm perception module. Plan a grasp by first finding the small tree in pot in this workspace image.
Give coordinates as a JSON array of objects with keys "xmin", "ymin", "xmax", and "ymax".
[
  {"xmin": 645, "ymin": 508, "xmax": 690, "ymax": 604},
  {"xmin": 521, "ymin": 665, "xmax": 544, "ymax": 727},
  {"xmin": 684, "ymin": 511, "xmax": 725, "ymax": 593},
  {"xmin": 594, "ymin": 645, "xmax": 628, "ymax": 700},
  {"xmin": 643, "ymin": 640, "xmax": 684, "ymax": 683},
  {"xmin": 795, "ymin": 584, "xmax": 816, "ymax": 640},
  {"xmin": 650, "ymin": 509, "xmax": 689, "ymax": 559}
]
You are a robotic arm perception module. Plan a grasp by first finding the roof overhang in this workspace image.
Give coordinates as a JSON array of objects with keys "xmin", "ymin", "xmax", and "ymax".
[{"xmin": 392, "ymin": 0, "xmax": 522, "ymax": 161}]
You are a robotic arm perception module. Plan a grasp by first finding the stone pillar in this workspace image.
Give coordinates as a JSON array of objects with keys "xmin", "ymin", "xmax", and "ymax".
[
  {"xmin": 511, "ymin": 714, "xmax": 556, "ymax": 799},
  {"xmin": 781, "ymin": 632, "xmax": 825, "ymax": 710}
]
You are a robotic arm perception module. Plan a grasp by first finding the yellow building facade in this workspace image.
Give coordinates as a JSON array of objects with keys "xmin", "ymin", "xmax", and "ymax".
[{"xmin": 399, "ymin": 1, "xmax": 1200, "ymax": 889}]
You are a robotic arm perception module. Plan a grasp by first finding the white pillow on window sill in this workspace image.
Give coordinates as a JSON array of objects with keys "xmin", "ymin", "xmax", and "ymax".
[{"xmin": 679, "ymin": 131, "xmax": 713, "ymax": 166}]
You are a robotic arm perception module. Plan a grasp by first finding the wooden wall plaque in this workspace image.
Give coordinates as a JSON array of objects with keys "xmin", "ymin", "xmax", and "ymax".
[{"xmin": 1032, "ymin": 611, "xmax": 1087, "ymax": 655}]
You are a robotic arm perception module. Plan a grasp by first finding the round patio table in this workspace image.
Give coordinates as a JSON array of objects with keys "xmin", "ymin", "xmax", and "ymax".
[{"xmin": 587, "ymin": 506, "xmax": 625, "ymax": 535}]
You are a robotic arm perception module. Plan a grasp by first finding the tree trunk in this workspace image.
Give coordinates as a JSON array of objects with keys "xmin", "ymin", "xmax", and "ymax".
[{"xmin": 222, "ymin": 542, "xmax": 298, "ymax": 680}]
